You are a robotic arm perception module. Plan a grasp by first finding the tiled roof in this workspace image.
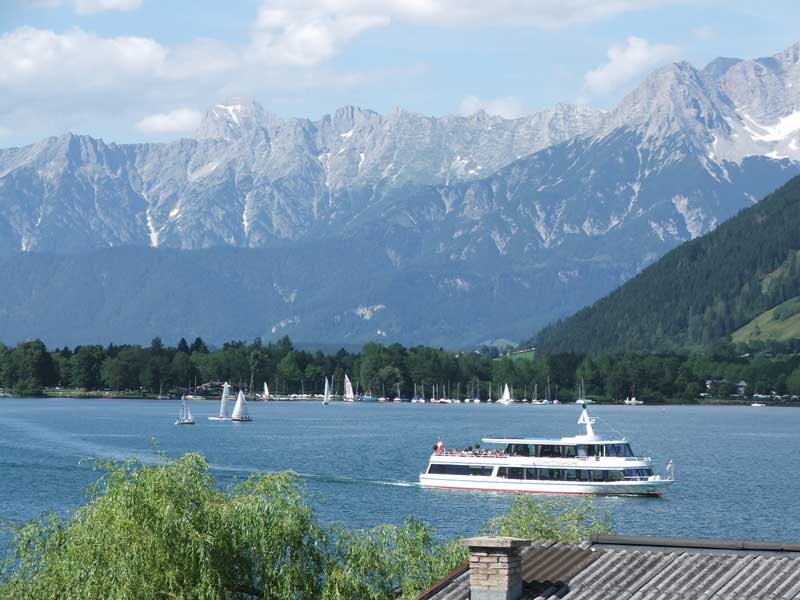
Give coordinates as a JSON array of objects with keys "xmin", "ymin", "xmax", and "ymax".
[{"xmin": 417, "ymin": 535, "xmax": 800, "ymax": 600}]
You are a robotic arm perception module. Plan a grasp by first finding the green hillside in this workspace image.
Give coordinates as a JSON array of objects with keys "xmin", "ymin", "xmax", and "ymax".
[
  {"xmin": 733, "ymin": 296, "xmax": 800, "ymax": 343},
  {"xmin": 533, "ymin": 175, "xmax": 800, "ymax": 354}
]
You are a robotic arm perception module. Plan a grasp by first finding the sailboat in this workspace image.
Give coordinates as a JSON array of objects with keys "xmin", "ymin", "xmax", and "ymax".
[
  {"xmin": 175, "ymin": 395, "xmax": 195, "ymax": 425},
  {"xmin": 231, "ymin": 389, "xmax": 253, "ymax": 422},
  {"xmin": 343, "ymin": 374, "xmax": 355, "ymax": 402},
  {"xmin": 575, "ymin": 378, "xmax": 593, "ymax": 405},
  {"xmin": 497, "ymin": 383, "xmax": 513, "ymax": 405},
  {"xmin": 258, "ymin": 381, "xmax": 270, "ymax": 401},
  {"xmin": 323, "ymin": 377, "xmax": 330, "ymax": 405},
  {"xmin": 208, "ymin": 382, "xmax": 231, "ymax": 420}
]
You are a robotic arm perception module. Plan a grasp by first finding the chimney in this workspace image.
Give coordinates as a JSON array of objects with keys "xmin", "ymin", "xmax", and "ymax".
[{"xmin": 461, "ymin": 536, "xmax": 531, "ymax": 600}]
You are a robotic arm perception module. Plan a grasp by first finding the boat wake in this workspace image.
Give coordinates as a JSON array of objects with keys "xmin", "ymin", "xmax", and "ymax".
[{"xmin": 209, "ymin": 463, "xmax": 419, "ymax": 488}]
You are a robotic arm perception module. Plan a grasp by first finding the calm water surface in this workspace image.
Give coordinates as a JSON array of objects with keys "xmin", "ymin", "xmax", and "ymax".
[{"xmin": 1, "ymin": 399, "xmax": 798, "ymax": 547}]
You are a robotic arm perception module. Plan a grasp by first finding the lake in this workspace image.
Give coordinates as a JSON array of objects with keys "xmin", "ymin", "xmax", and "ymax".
[{"xmin": 1, "ymin": 398, "xmax": 798, "ymax": 548}]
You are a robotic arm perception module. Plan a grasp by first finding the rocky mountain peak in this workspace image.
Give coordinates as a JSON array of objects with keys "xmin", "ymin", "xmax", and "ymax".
[
  {"xmin": 196, "ymin": 98, "xmax": 274, "ymax": 140},
  {"xmin": 601, "ymin": 61, "xmax": 731, "ymax": 156}
]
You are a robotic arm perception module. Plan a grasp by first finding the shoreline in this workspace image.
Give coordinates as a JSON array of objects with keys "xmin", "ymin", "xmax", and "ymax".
[{"xmin": 5, "ymin": 392, "xmax": 799, "ymax": 408}]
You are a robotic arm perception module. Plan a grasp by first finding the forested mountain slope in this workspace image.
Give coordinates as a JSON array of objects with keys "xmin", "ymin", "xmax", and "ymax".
[{"xmin": 534, "ymin": 174, "xmax": 800, "ymax": 353}]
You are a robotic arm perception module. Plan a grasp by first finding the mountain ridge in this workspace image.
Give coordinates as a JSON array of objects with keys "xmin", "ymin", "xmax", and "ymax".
[{"xmin": 2, "ymin": 42, "xmax": 800, "ymax": 346}]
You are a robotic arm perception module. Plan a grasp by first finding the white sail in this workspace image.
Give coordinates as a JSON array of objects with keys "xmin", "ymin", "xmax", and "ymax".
[
  {"xmin": 323, "ymin": 377, "xmax": 330, "ymax": 405},
  {"xmin": 176, "ymin": 395, "xmax": 195, "ymax": 425},
  {"xmin": 498, "ymin": 383, "xmax": 512, "ymax": 404},
  {"xmin": 263, "ymin": 381, "xmax": 269, "ymax": 399},
  {"xmin": 344, "ymin": 374, "xmax": 355, "ymax": 402},
  {"xmin": 219, "ymin": 382, "xmax": 230, "ymax": 418},
  {"xmin": 231, "ymin": 390, "xmax": 252, "ymax": 421}
]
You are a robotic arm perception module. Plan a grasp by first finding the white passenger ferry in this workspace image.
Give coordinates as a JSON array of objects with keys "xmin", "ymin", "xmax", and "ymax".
[{"xmin": 419, "ymin": 408, "xmax": 673, "ymax": 496}]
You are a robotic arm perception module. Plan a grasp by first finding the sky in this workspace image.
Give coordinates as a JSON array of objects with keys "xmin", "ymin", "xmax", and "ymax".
[{"xmin": 1, "ymin": 0, "xmax": 799, "ymax": 147}]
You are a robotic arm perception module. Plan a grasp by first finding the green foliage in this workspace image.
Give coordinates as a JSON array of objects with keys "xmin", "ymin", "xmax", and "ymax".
[
  {"xmin": 733, "ymin": 296, "xmax": 800, "ymax": 343},
  {"xmin": 5, "ymin": 331, "xmax": 800, "ymax": 401},
  {"xmin": 323, "ymin": 518, "xmax": 466, "ymax": 600},
  {"xmin": 483, "ymin": 496, "xmax": 612, "ymax": 542},
  {"xmin": 2, "ymin": 340, "xmax": 57, "ymax": 395},
  {"xmin": 534, "ymin": 175, "xmax": 800, "ymax": 353},
  {"xmin": 0, "ymin": 453, "xmax": 471, "ymax": 600}
]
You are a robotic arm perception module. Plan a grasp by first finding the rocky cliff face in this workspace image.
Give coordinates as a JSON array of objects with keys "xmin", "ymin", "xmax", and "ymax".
[{"xmin": 1, "ymin": 43, "xmax": 799, "ymax": 346}]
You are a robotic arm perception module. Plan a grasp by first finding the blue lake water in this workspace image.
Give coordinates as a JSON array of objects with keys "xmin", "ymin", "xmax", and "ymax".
[{"xmin": 1, "ymin": 399, "xmax": 798, "ymax": 548}]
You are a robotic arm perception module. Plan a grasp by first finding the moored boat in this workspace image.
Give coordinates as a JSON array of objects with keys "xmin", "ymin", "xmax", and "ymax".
[
  {"xmin": 343, "ymin": 374, "xmax": 356, "ymax": 402},
  {"xmin": 419, "ymin": 407, "xmax": 673, "ymax": 496}
]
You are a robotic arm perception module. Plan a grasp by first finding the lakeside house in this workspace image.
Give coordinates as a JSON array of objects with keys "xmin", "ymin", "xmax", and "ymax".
[{"xmin": 417, "ymin": 534, "xmax": 800, "ymax": 600}]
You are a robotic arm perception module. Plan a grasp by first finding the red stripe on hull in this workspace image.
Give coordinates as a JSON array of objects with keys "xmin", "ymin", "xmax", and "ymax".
[{"xmin": 420, "ymin": 483, "xmax": 662, "ymax": 497}]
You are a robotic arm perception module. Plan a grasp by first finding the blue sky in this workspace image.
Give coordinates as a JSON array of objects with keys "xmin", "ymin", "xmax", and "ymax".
[{"xmin": 1, "ymin": 0, "xmax": 799, "ymax": 147}]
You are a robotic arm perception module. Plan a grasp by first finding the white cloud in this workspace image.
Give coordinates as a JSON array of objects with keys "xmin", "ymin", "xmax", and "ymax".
[
  {"xmin": 1, "ymin": 1, "xmax": 682, "ymax": 144},
  {"xmin": 583, "ymin": 36, "xmax": 681, "ymax": 96},
  {"xmin": 74, "ymin": 0, "xmax": 142, "ymax": 14},
  {"xmin": 458, "ymin": 95, "xmax": 527, "ymax": 119},
  {"xmin": 136, "ymin": 108, "xmax": 201, "ymax": 134},
  {"xmin": 252, "ymin": 7, "xmax": 390, "ymax": 66},
  {"xmin": 0, "ymin": 27, "xmax": 166, "ymax": 89},
  {"xmin": 24, "ymin": 0, "xmax": 143, "ymax": 13},
  {"xmin": 248, "ymin": 0, "xmax": 676, "ymax": 67}
]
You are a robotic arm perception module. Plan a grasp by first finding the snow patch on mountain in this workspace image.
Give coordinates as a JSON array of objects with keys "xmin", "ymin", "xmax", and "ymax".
[
  {"xmin": 146, "ymin": 207, "xmax": 159, "ymax": 248},
  {"xmin": 354, "ymin": 304, "xmax": 385, "ymax": 320},
  {"xmin": 271, "ymin": 316, "xmax": 299, "ymax": 334},
  {"xmin": 274, "ymin": 284, "xmax": 297, "ymax": 304},
  {"xmin": 215, "ymin": 105, "xmax": 241, "ymax": 125},
  {"xmin": 672, "ymin": 195, "xmax": 715, "ymax": 239}
]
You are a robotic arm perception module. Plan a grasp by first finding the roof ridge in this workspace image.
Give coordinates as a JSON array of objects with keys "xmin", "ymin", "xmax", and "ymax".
[{"xmin": 590, "ymin": 534, "xmax": 800, "ymax": 552}]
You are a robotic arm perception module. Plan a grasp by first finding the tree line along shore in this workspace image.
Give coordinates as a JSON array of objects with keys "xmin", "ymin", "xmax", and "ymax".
[{"xmin": 2, "ymin": 335, "xmax": 800, "ymax": 404}]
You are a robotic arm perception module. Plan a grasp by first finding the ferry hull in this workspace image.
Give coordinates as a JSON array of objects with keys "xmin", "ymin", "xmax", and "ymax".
[{"xmin": 418, "ymin": 474, "xmax": 671, "ymax": 496}]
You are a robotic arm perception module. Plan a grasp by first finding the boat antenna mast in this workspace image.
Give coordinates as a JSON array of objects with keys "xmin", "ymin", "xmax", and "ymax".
[{"xmin": 578, "ymin": 407, "xmax": 596, "ymax": 438}]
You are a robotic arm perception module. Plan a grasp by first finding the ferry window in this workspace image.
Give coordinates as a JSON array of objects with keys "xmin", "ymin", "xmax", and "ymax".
[
  {"xmin": 643, "ymin": 468, "xmax": 653, "ymax": 476},
  {"xmin": 540, "ymin": 468, "xmax": 562, "ymax": 481},
  {"xmin": 469, "ymin": 466, "xmax": 493, "ymax": 477},
  {"xmin": 497, "ymin": 467, "xmax": 509, "ymax": 478},
  {"xmin": 587, "ymin": 445, "xmax": 597, "ymax": 457},
  {"xmin": 540, "ymin": 445, "xmax": 559, "ymax": 458},
  {"xmin": 608, "ymin": 444, "xmax": 633, "ymax": 457},
  {"xmin": 564, "ymin": 469, "xmax": 578, "ymax": 481},
  {"xmin": 561, "ymin": 446, "xmax": 576, "ymax": 458},
  {"xmin": 623, "ymin": 444, "xmax": 634, "ymax": 457},
  {"xmin": 507, "ymin": 467, "xmax": 525, "ymax": 480},
  {"xmin": 607, "ymin": 470, "xmax": 624, "ymax": 481},
  {"xmin": 576, "ymin": 445, "xmax": 588, "ymax": 457},
  {"xmin": 428, "ymin": 464, "xmax": 470, "ymax": 475},
  {"xmin": 590, "ymin": 470, "xmax": 606, "ymax": 482},
  {"xmin": 525, "ymin": 468, "xmax": 538, "ymax": 480},
  {"xmin": 509, "ymin": 444, "xmax": 530, "ymax": 457},
  {"xmin": 577, "ymin": 470, "xmax": 591, "ymax": 481}
]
